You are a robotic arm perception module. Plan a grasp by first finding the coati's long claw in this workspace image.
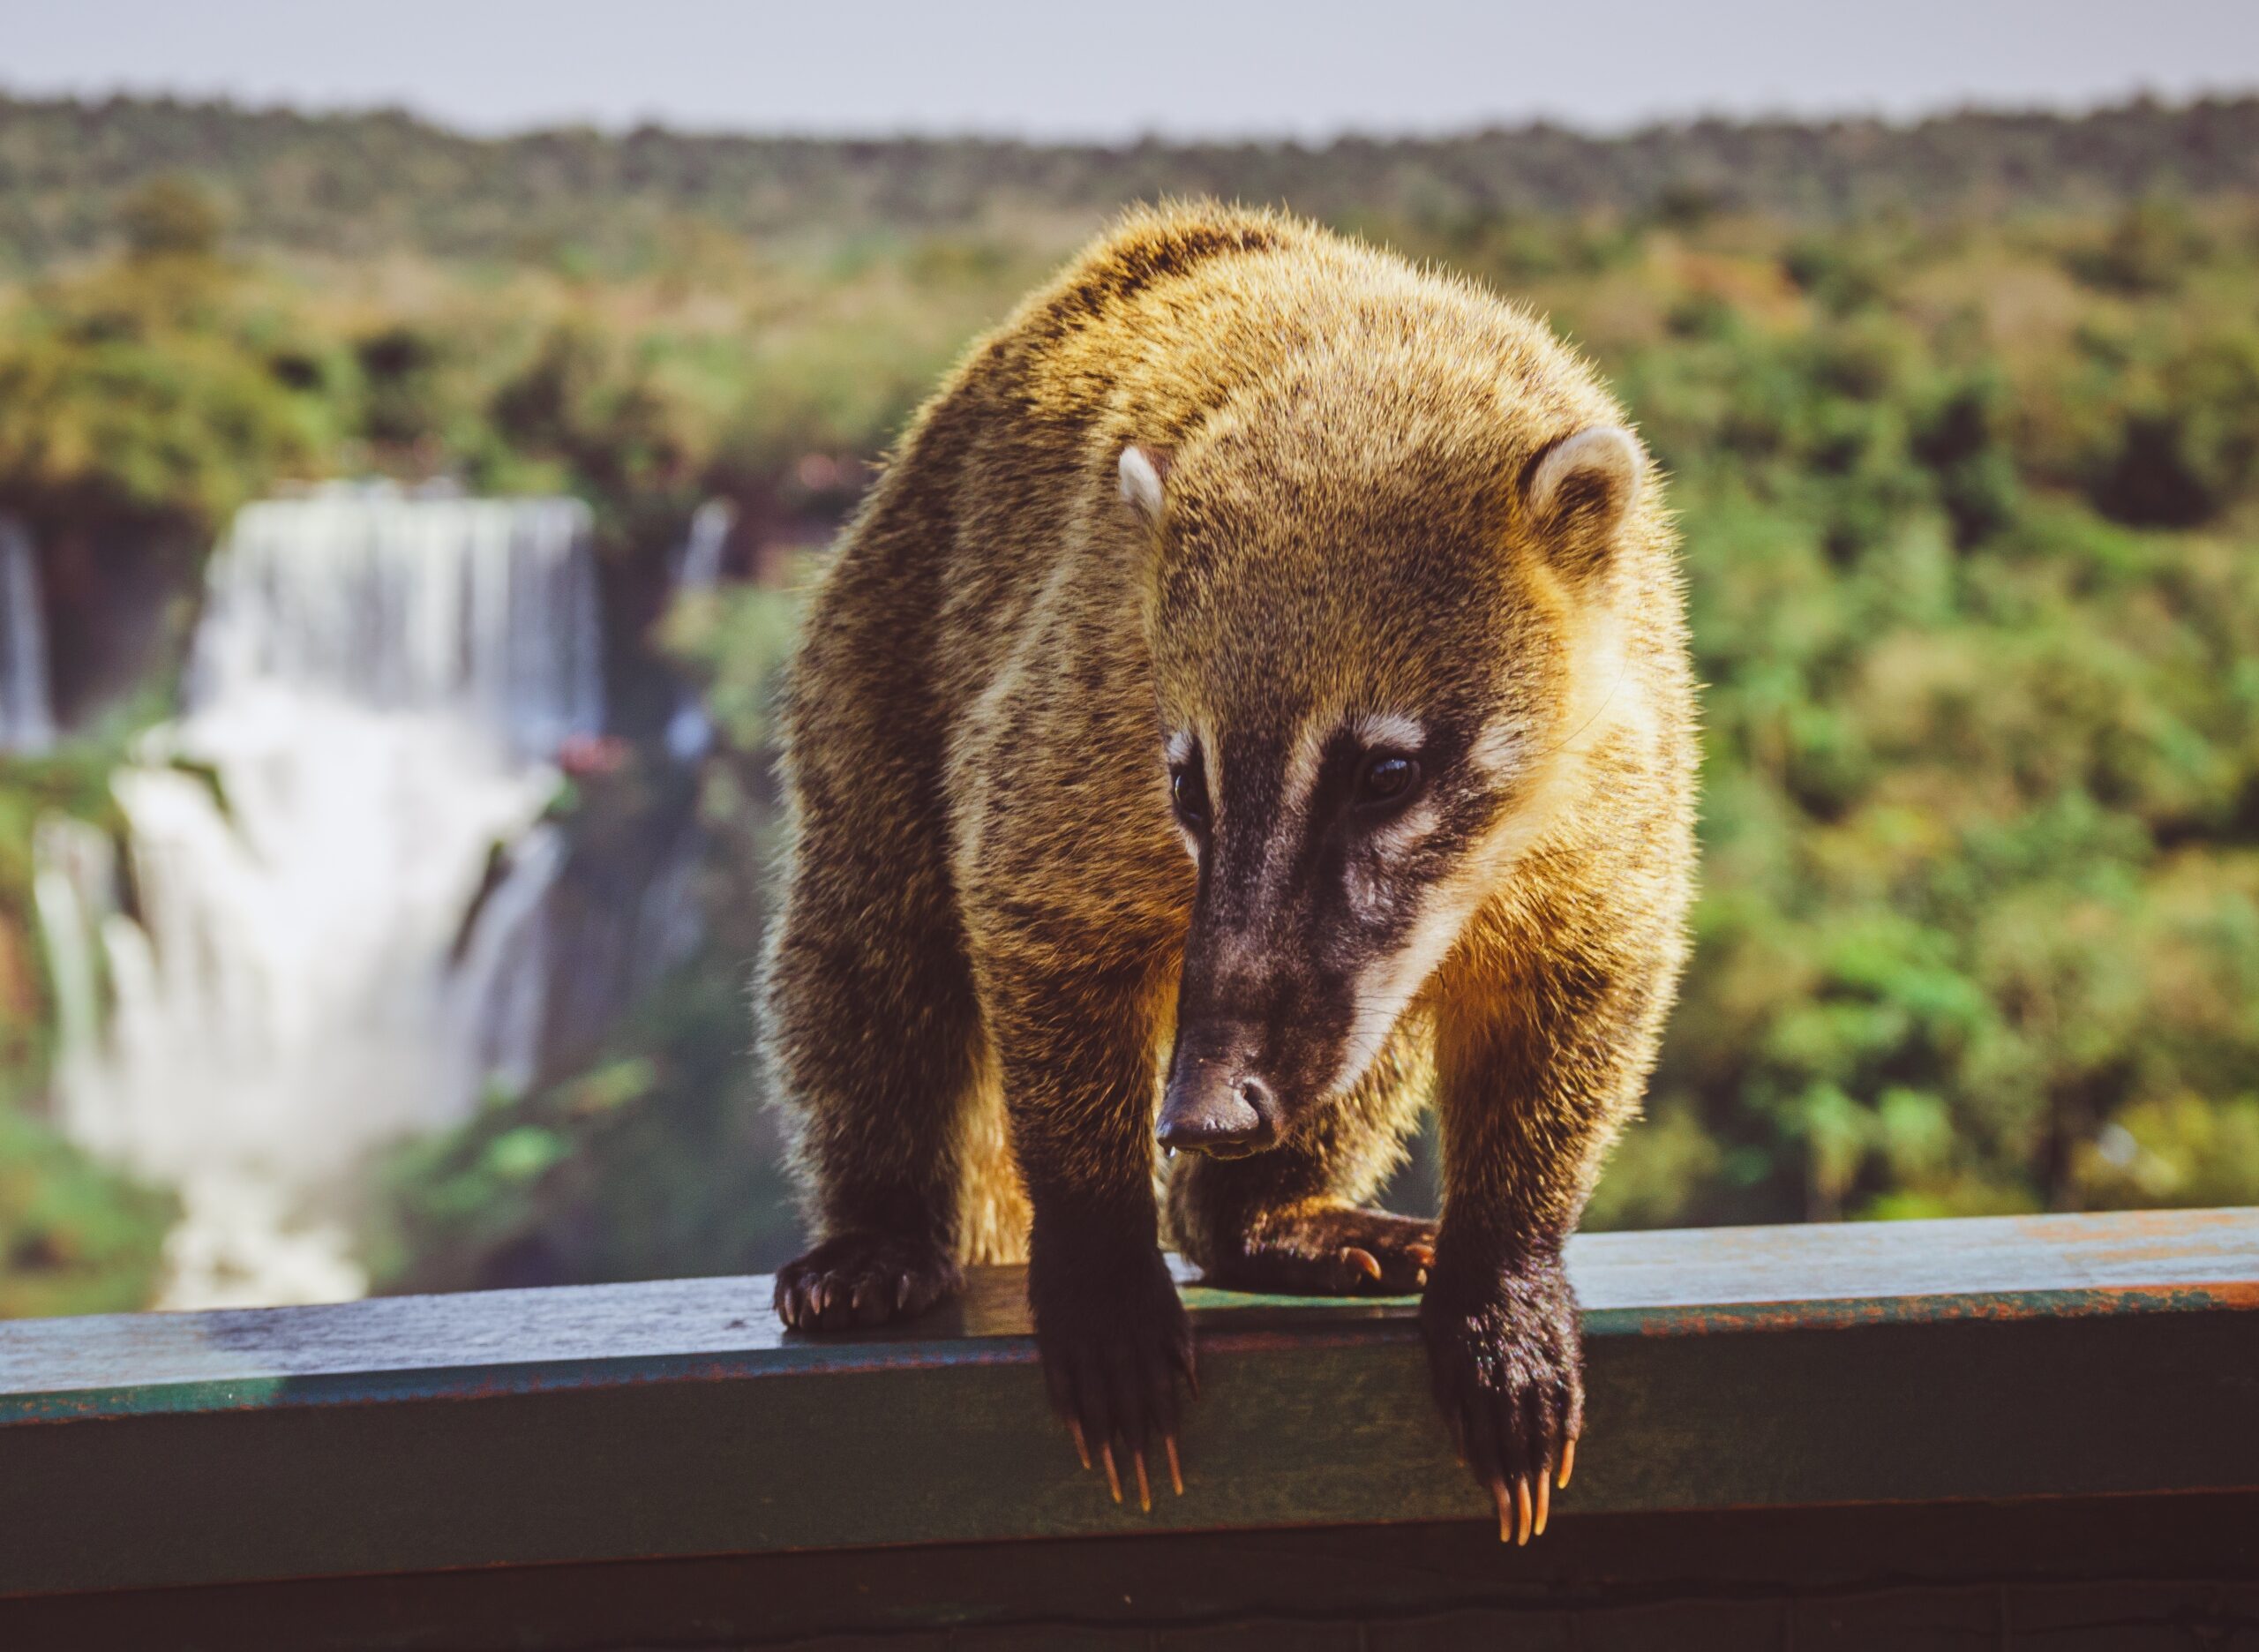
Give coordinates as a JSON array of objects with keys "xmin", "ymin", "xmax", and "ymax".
[
  {"xmin": 1420, "ymin": 1252, "xmax": 1581, "ymax": 1546},
  {"xmin": 1099, "ymin": 1443, "xmax": 1123, "ymax": 1505},
  {"xmin": 1032, "ymin": 1243, "xmax": 1191, "ymax": 1515},
  {"xmin": 1344, "ymin": 1246, "xmax": 1383, "ymax": 1282},
  {"xmin": 1164, "ymin": 1434, "xmax": 1183, "ymax": 1496},
  {"xmin": 1559, "ymin": 1436, "xmax": 1577, "ymax": 1489}
]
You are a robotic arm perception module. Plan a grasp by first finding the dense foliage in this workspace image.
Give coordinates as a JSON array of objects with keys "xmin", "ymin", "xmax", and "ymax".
[{"xmin": 4, "ymin": 95, "xmax": 2257, "ymax": 1310}]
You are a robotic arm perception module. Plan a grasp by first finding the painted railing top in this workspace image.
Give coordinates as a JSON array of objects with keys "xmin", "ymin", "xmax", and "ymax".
[
  {"xmin": 1, "ymin": 1207, "xmax": 2255, "ymax": 1599},
  {"xmin": 0, "ymin": 1202, "xmax": 2249, "ymax": 1419},
  {"xmin": 4, "ymin": 1207, "xmax": 2252, "ymax": 1412}
]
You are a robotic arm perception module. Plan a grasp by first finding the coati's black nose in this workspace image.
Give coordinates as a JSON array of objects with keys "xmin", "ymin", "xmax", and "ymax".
[
  {"xmin": 1156, "ymin": 1090, "xmax": 1266, "ymax": 1154},
  {"xmin": 1159, "ymin": 1031, "xmax": 1278, "ymax": 1157}
]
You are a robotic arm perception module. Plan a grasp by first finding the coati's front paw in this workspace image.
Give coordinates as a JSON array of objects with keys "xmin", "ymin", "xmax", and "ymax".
[
  {"xmin": 774, "ymin": 1232, "xmax": 963, "ymax": 1331},
  {"xmin": 1419, "ymin": 1250, "xmax": 1584, "ymax": 1546},
  {"xmin": 1203, "ymin": 1204, "xmax": 1437, "ymax": 1295},
  {"xmin": 1030, "ymin": 1241, "xmax": 1195, "ymax": 1512}
]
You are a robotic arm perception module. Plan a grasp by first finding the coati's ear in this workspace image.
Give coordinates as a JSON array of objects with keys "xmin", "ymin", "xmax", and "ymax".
[
  {"xmin": 1119, "ymin": 443, "xmax": 1173, "ymax": 528},
  {"xmin": 1523, "ymin": 424, "xmax": 1642, "ymax": 582}
]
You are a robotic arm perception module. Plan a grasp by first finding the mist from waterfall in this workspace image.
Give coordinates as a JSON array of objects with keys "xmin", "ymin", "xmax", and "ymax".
[
  {"xmin": 0, "ymin": 519, "xmax": 55, "ymax": 755},
  {"xmin": 38, "ymin": 486, "xmax": 604, "ymax": 1309}
]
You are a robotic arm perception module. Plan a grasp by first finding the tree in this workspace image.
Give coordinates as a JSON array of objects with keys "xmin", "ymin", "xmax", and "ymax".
[{"xmin": 116, "ymin": 175, "xmax": 223, "ymax": 262}]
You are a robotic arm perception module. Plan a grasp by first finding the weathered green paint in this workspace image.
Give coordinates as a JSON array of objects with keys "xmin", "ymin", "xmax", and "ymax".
[{"xmin": 0, "ymin": 1208, "xmax": 2254, "ymax": 1601}]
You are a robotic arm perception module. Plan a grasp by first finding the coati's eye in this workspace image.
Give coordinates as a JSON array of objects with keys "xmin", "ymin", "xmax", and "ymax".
[
  {"xmin": 1355, "ymin": 754, "xmax": 1422, "ymax": 811},
  {"xmin": 1170, "ymin": 759, "xmax": 1212, "ymax": 831}
]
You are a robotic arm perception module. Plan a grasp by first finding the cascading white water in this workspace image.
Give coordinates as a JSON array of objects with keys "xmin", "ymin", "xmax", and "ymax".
[
  {"xmin": 0, "ymin": 518, "xmax": 56, "ymax": 754},
  {"xmin": 38, "ymin": 484, "xmax": 604, "ymax": 1309},
  {"xmin": 672, "ymin": 497, "xmax": 734, "ymax": 597}
]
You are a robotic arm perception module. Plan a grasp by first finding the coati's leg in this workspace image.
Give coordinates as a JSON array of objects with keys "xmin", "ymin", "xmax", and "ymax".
[
  {"xmin": 987, "ymin": 959, "xmax": 1194, "ymax": 1510},
  {"xmin": 1168, "ymin": 1030, "xmax": 1437, "ymax": 1295},
  {"xmin": 766, "ymin": 814, "xmax": 986, "ymax": 1328},
  {"xmin": 1420, "ymin": 942, "xmax": 1673, "ymax": 1545},
  {"xmin": 766, "ymin": 596, "xmax": 987, "ymax": 1333}
]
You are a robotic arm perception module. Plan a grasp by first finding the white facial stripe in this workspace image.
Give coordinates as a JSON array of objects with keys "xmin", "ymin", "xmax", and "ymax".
[
  {"xmin": 1347, "ymin": 710, "xmax": 1426, "ymax": 753},
  {"xmin": 1345, "ymin": 793, "xmax": 1442, "ymax": 928},
  {"xmin": 1467, "ymin": 717, "xmax": 1529, "ymax": 780},
  {"xmin": 1367, "ymin": 796, "xmax": 1438, "ymax": 856},
  {"xmin": 1331, "ymin": 888, "xmax": 1475, "ymax": 1093},
  {"xmin": 1164, "ymin": 726, "xmax": 1197, "ymax": 771}
]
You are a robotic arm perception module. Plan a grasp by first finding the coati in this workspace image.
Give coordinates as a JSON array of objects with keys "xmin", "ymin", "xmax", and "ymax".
[{"xmin": 765, "ymin": 204, "xmax": 1697, "ymax": 1543}]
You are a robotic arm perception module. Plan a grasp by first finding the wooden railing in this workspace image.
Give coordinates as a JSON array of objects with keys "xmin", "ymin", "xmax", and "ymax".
[{"xmin": 3, "ymin": 1207, "xmax": 2255, "ymax": 1648}]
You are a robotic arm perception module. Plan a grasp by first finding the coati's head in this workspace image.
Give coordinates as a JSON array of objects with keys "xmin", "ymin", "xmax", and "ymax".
[{"xmin": 1126, "ymin": 372, "xmax": 1651, "ymax": 1160}]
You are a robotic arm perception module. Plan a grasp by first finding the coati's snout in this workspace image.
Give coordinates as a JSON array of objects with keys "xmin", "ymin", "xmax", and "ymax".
[{"xmin": 1156, "ymin": 721, "xmax": 1454, "ymax": 1157}]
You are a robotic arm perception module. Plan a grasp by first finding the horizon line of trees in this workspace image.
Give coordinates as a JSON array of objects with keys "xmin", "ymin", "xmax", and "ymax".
[{"xmin": 0, "ymin": 90, "xmax": 2255, "ymax": 274}]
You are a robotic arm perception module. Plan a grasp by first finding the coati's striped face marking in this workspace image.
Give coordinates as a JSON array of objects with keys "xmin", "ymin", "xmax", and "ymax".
[
  {"xmin": 1152, "ymin": 692, "xmax": 1537, "ymax": 1156},
  {"xmin": 1130, "ymin": 419, "xmax": 1643, "ymax": 1156}
]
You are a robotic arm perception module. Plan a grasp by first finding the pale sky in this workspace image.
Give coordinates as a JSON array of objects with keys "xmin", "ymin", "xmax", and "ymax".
[{"xmin": 1, "ymin": 0, "xmax": 2254, "ymax": 140}]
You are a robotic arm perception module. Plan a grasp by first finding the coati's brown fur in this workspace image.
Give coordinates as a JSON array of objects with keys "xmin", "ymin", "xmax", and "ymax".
[{"xmin": 765, "ymin": 203, "xmax": 1697, "ymax": 1537}]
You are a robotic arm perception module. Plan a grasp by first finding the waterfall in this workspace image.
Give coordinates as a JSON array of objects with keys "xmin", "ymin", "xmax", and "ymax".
[
  {"xmin": 672, "ymin": 497, "xmax": 734, "ymax": 596},
  {"xmin": 0, "ymin": 519, "xmax": 56, "ymax": 754},
  {"xmin": 664, "ymin": 499, "xmax": 734, "ymax": 765},
  {"xmin": 38, "ymin": 485, "xmax": 605, "ymax": 1310}
]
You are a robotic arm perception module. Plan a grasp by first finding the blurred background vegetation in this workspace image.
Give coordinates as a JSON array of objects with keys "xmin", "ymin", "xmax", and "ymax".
[{"xmin": 4, "ymin": 92, "xmax": 2258, "ymax": 1312}]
